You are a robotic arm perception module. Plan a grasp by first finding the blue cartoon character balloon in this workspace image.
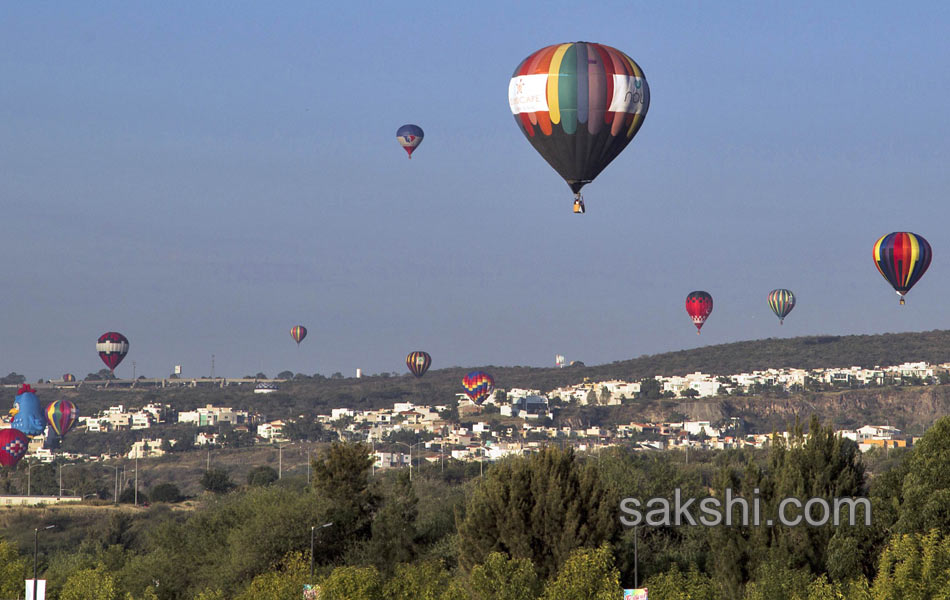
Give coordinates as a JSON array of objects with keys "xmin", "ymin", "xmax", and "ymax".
[{"xmin": 10, "ymin": 384, "xmax": 47, "ymax": 436}]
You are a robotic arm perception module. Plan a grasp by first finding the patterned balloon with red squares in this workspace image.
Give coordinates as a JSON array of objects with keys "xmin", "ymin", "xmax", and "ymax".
[
  {"xmin": 685, "ymin": 291, "xmax": 714, "ymax": 334},
  {"xmin": 46, "ymin": 399, "xmax": 78, "ymax": 437},
  {"xmin": 0, "ymin": 428, "xmax": 29, "ymax": 467}
]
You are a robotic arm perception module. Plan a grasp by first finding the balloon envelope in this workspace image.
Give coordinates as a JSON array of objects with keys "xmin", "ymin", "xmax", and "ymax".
[
  {"xmin": 290, "ymin": 325, "xmax": 308, "ymax": 345},
  {"xmin": 873, "ymin": 232, "xmax": 932, "ymax": 303},
  {"xmin": 396, "ymin": 124, "xmax": 424, "ymax": 158},
  {"xmin": 62, "ymin": 373, "xmax": 76, "ymax": 383},
  {"xmin": 0, "ymin": 428, "xmax": 29, "ymax": 468},
  {"xmin": 46, "ymin": 399, "xmax": 78, "ymax": 437},
  {"xmin": 406, "ymin": 351, "xmax": 431, "ymax": 378},
  {"xmin": 11, "ymin": 384, "xmax": 46, "ymax": 436},
  {"xmin": 462, "ymin": 371, "xmax": 495, "ymax": 404},
  {"xmin": 509, "ymin": 42, "xmax": 649, "ymax": 201},
  {"xmin": 768, "ymin": 289, "xmax": 796, "ymax": 324},
  {"xmin": 97, "ymin": 332, "xmax": 129, "ymax": 371},
  {"xmin": 686, "ymin": 291, "xmax": 713, "ymax": 333}
]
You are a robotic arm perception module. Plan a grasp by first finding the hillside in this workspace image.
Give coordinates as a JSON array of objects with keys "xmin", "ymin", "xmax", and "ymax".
[{"xmin": 18, "ymin": 329, "xmax": 950, "ymax": 430}]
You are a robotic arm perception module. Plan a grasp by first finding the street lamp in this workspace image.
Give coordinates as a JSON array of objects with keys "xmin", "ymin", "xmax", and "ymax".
[
  {"xmin": 58, "ymin": 462, "xmax": 73, "ymax": 498},
  {"xmin": 32, "ymin": 525, "xmax": 56, "ymax": 600},
  {"xmin": 310, "ymin": 522, "xmax": 333, "ymax": 583},
  {"xmin": 392, "ymin": 441, "xmax": 425, "ymax": 481}
]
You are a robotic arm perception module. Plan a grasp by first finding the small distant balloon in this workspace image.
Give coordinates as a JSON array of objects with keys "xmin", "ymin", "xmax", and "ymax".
[
  {"xmin": 686, "ymin": 291, "xmax": 713, "ymax": 334},
  {"xmin": 290, "ymin": 325, "xmax": 308, "ymax": 345},
  {"xmin": 0, "ymin": 428, "xmax": 29, "ymax": 468},
  {"xmin": 97, "ymin": 332, "xmax": 129, "ymax": 372},
  {"xmin": 462, "ymin": 371, "xmax": 495, "ymax": 404},
  {"xmin": 768, "ymin": 289, "xmax": 796, "ymax": 325},
  {"xmin": 873, "ymin": 232, "xmax": 932, "ymax": 305},
  {"xmin": 46, "ymin": 399, "xmax": 78, "ymax": 437},
  {"xmin": 396, "ymin": 124, "xmax": 424, "ymax": 159},
  {"xmin": 62, "ymin": 373, "xmax": 76, "ymax": 383},
  {"xmin": 406, "ymin": 351, "xmax": 431, "ymax": 378}
]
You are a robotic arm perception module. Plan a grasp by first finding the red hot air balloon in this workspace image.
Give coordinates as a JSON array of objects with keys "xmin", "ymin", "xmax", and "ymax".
[
  {"xmin": 96, "ymin": 332, "xmax": 129, "ymax": 373},
  {"xmin": 290, "ymin": 325, "xmax": 308, "ymax": 345},
  {"xmin": 462, "ymin": 371, "xmax": 495, "ymax": 404},
  {"xmin": 686, "ymin": 291, "xmax": 713, "ymax": 334},
  {"xmin": 0, "ymin": 428, "xmax": 29, "ymax": 467},
  {"xmin": 406, "ymin": 351, "xmax": 431, "ymax": 378}
]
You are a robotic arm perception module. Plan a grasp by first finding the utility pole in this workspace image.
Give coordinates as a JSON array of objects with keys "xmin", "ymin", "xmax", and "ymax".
[
  {"xmin": 211, "ymin": 354, "xmax": 215, "ymax": 380},
  {"xmin": 134, "ymin": 451, "xmax": 138, "ymax": 506},
  {"xmin": 132, "ymin": 361, "xmax": 136, "ymax": 380}
]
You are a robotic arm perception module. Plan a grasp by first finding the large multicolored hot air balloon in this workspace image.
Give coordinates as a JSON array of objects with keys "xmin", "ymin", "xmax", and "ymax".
[
  {"xmin": 462, "ymin": 371, "xmax": 495, "ymax": 404},
  {"xmin": 768, "ymin": 289, "xmax": 796, "ymax": 325},
  {"xmin": 46, "ymin": 399, "xmax": 78, "ymax": 437},
  {"xmin": 97, "ymin": 332, "xmax": 129, "ymax": 372},
  {"xmin": 686, "ymin": 291, "xmax": 713, "ymax": 334},
  {"xmin": 406, "ymin": 351, "xmax": 431, "ymax": 378},
  {"xmin": 509, "ymin": 42, "xmax": 649, "ymax": 213},
  {"xmin": 873, "ymin": 232, "xmax": 932, "ymax": 305},
  {"xmin": 290, "ymin": 325, "xmax": 308, "ymax": 345},
  {"xmin": 10, "ymin": 384, "xmax": 47, "ymax": 436},
  {"xmin": 0, "ymin": 428, "xmax": 29, "ymax": 468},
  {"xmin": 396, "ymin": 124, "xmax": 424, "ymax": 159}
]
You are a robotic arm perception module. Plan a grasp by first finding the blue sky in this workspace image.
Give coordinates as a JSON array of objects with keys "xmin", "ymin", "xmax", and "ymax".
[{"xmin": 2, "ymin": 2, "xmax": 950, "ymax": 381}]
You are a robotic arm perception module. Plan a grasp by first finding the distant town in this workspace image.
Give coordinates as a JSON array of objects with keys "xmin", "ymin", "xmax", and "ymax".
[{"xmin": 3, "ymin": 361, "xmax": 935, "ymax": 471}]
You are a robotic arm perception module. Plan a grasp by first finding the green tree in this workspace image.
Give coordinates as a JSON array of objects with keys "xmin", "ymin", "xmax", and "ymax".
[
  {"xmin": 200, "ymin": 468, "xmax": 236, "ymax": 494},
  {"xmin": 320, "ymin": 565, "xmax": 382, "ymax": 600},
  {"xmin": 468, "ymin": 552, "xmax": 541, "ymax": 600},
  {"xmin": 364, "ymin": 472, "xmax": 418, "ymax": 573},
  {"xmin": 0, "ymin": 538, "xmax": 28, "ymax": 599},
  {"xmin": 60, "ymin": 564, "xmax": 119, "ymax": 600},
  {"xmin": 311, "ymin": 442, "xmax": 380, "ymax": 559},
  {"xmin": 896, "ymin": 416, "xmax": 950, "ymax": 534},
  {"xmin": 541, "ymin": 545, "xmax": 621, "ymax": 600},
  {"xmin": 457, "ymin": 446, "xmax": 617, "ymax": 578},
  {"xmin": 383, "ymin": 560, "xmax": 450, "ymax": 600},
  {"xmin": 870, "ymin": 530, "xmax": 950, "ymax": 600},
  {"xmin": 247, "ymin": 466, "xmax": 279, "ymax": 487},
  {"xmin": 643, "ymin": 565, "xmax": 716, "ymax": 600},
  {"xmin": 149, "ymin": 482, "xmax": 181, "ymax": 503},
  {"xmin": 234, "ymin": 551, "xmax": 309, "ymax": 600}
]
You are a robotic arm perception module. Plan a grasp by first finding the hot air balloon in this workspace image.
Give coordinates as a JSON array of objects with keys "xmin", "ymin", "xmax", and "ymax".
[
  {"xmin": 10, "ymin": 384, "xmax": 47, "ymax": 436},
  {"xmin": 62, "ymin": 373, "xmax": 76, "ymax": 383},
  {"xmin": 768, "ymin": 289, "xmax": 796, "ymax": 325},
  {"xmin": 0, "ymin": 428, "xmax": 29, "ymax": 468},
  {"xmin": 509, "ymin": 42, "xmax": 649, "ymax": 213},
  {"xmin": 873, "ymin": 232, "xmax": 932, "ymax": 305},
  {"xmin": 406, "ymin": 351, "xmax": 431, "ymax": 378},
  {"xmin": 46, "ymin": 399, "xmax": 78, "ymax": 437},
  {"xmin": 290, "ymin": 325, "xmax": 308, "ymax": 345},
  {"xmin": 97, "ymin": 332, "xmax": 129, "ymax": 372},
  {"xmin": 462, "ymin": 371, "xmax": 495, "ymax": 404},
  {"xmin": 396, "ymin": 124, "xmax": 424, "ymax": 159},
  {"xmin": 686, "ymin": 291, "xmax": 713, "ymax": 334}
]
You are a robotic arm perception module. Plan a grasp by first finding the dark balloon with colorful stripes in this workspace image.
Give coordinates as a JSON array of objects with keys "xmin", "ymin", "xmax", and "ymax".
[
  {"xmin": 462, "ymin": 371, "xmax": 495, "ymax": 404},
  {"xmin": 509, "ymin": 42, "xmax": 649, "ymax": 209},
  {"xmin": 686, "ymin": 291, "xmax": 713, "ymax": 334},
  {"xmin": 406, "ymin": 351, "xmax": 432, "ymax": 378},
  {"xmin": 46, "ymin": 399, "xmax": 78, "ymax": 437},
  {"xmin": 290, "ymin": 325, "xmax": 308, "ymax": 345},
  {"xmin": 62, "ymin": 373, "xmax": 76, "ymax": 383},
  {"xmin": 396, "ymin": 124, "xmax": 424, "ymax": 159},
  {"xmin": 873, "ymin": 232, "xmax": 932, "ymax": 305},
  {"xmin": 96, "ymin": 332, "xmax": 129, "ymax": 372},
  {"xmin": 768, "ymin": 289, "xmax": 796, "ymax": 325}
]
